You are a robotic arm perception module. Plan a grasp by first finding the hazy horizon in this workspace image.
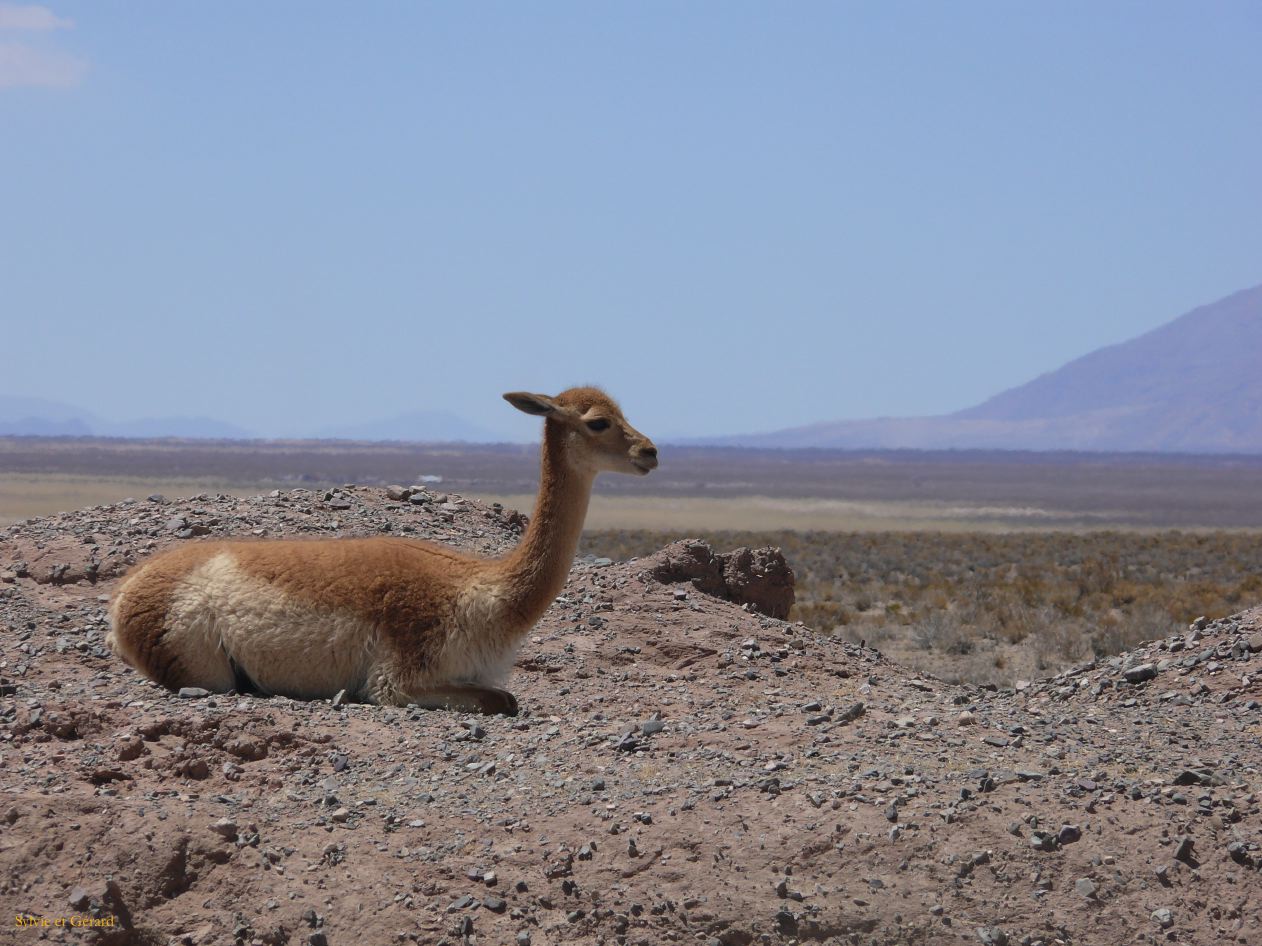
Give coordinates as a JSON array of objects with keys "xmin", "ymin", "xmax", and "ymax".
[{"xmin": 3, "ymin": 2, "xmax": 1260, "ymax": 441}]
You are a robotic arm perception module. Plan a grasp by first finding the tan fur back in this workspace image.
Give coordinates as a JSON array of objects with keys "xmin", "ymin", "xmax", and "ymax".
[{"xmin": 108, "ymin": 536, "xmax": 489, "ymax": 697}]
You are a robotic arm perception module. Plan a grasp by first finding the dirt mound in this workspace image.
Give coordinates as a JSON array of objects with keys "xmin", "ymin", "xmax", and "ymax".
[{"xmin": 1, "ymin": 488, "xmax": 1259, "ymax": 946}]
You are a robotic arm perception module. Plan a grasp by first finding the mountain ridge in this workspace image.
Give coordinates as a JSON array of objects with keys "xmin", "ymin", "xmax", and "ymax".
[
  {"xmin": 713, "ymin": 282, "xmax": 1262, "ymax": 453},
  {"xmin": 7, "ymin": 283, "xmax": 1259, "ymax": 452},
  {"xmin": 0, "ymin": 396, "xmax": 512, "ymax": 444}
]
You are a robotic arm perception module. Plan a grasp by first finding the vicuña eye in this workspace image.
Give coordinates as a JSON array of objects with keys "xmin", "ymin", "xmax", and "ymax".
[{"xmin": 586, "ymin": 419, "xmax": 611, "ymax": 432}]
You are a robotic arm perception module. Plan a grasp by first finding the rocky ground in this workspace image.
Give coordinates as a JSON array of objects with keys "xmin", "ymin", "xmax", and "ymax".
[{"xmin": 1, "ymin": 487, "xmax": 1260, "ymax": 946}]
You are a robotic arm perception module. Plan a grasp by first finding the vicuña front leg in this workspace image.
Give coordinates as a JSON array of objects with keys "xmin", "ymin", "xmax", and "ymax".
[{"xmin": 406, "ymin": 685, "xmax": 519, "ymax": 717}]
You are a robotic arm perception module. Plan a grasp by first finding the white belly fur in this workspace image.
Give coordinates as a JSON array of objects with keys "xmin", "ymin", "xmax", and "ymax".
[
  {"xmin": 170, "ymin": 552, "xmax": 376, "ymax": 699},
  {"xmin": 435, "ymin": 576, "xmax": 528, "ymax": 687}
]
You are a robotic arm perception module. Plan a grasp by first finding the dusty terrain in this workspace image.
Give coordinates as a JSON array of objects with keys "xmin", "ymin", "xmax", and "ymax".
[{"xmin": 2, "ymin": 488, "xmax": 1260, "ymax": 946}]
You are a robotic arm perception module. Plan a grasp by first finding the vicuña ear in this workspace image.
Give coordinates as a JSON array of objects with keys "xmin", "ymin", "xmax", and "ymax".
[{"xmin": 503, "ymin": 391, "xmax": 559, "ymax": 416}]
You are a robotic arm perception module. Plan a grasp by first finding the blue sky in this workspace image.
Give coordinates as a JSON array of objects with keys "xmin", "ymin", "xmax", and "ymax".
[{"xmin": 2, "ymin": 2, "xmax": 1259, "ymax": 441}]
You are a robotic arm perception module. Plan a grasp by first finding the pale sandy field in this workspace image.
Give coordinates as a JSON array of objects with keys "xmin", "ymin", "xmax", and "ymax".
[
  {"xmin": 471, "ymin": 493, "xmax": 1128, "ymax": 533},
  {"xmin": 0, "ymin": 473, "xmax": 1194, "ymax": 533}
]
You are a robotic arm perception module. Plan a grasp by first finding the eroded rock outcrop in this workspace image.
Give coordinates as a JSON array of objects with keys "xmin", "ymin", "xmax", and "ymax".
[{"xmin": 642, "ymin": 539, "xmax": 795, "ymax": 619}]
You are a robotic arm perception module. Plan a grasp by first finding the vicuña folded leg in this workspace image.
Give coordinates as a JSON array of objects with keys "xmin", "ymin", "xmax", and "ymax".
[{"xmin": 406, "ymin": 685, "xmax": 519, "ymax": 716}]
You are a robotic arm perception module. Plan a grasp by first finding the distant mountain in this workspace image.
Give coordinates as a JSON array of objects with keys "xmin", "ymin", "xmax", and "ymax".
[
  {"xmin": 316, "ymin": 411, "xmax": 506, "ymax": 444},
  {"xmin": 716, "ymin": 283, "xmax": 1262, "ymax": 454},
  {"xmin": 0, "ymin": 395, "xmax": 98, "ymax": 436},
  {"xmin": 101, "ymin": 417, "xmax": 258, "ymax": 439},
  {"xmin": 0, "ymin": 396, "xmax": 256, "ymax": 440},
  {"xmin": 0, "ymin": 395, "xmax": 507, "ymax": 443}
]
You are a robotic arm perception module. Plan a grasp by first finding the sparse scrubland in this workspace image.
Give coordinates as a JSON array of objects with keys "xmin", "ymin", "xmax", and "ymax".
[{"xmin": 581, "ymin": 529, "xmax": 1262, "ymax": 686}]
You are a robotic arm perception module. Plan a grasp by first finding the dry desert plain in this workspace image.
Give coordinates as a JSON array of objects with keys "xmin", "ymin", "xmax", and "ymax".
[
  {"xmin": 1, "ymin": 438, "xmax": 1261, "ymax": 945},
  {"xmin": 4, "ymin": 437, "xmax": 1262, "ymax": 531}
]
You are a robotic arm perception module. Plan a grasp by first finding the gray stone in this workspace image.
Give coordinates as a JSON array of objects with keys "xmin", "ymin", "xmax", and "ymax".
[
  {"xmin": 837, "ymin": 702, "xmax": 865, "ymax": 723},
  {"xmin": 1074, "ymin": 877, "xmax": 1097, "ymax": 899},
  {"xmin": 1173, "ymin": 769, "xmax": 1221, "ymax": 786},
  {"xmin": 177, "ymin": 687, "xmax": 211, "ymax": 699},
  {"xmin": 641, "ymin": 718, "xmax": 665, "ymax": 736},
  {"xmin": 1227, "ymin": 841, "xmax": 1255, "ymax": 865},
  {"xmin": 1123, "ymin": 663, "xmax": 1156, "ymax": 683},
  {"xmin": 210, "ymin": 818, "xmax": 238, "ymax": 839},
  {"xmin": 1174, "ymin": 835, "xmax": 1195, "ymax": 863},
  {"xmin": 1151, "ymin": 908, "xmax": 1173, "ymax": 929},
  {"xmin": 1031, "ymin": 832, "xmax": 1057, "ymax": 852}
]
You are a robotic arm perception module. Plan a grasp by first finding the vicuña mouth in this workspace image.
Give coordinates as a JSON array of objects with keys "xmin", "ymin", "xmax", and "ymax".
[{"xmin": 632, "ymin": 457, "xmax": 658, "ymax": 474}]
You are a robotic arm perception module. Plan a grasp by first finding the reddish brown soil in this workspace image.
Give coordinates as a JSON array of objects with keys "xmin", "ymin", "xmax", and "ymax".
[{"xmin": 1, "ymin": 487, "xmax": 1259, "ymax": 946}]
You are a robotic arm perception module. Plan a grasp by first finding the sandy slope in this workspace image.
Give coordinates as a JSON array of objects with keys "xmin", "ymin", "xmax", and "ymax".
[{"xmin": 1, "ymin": 487, "xmax": 1259, "ymax": 946}]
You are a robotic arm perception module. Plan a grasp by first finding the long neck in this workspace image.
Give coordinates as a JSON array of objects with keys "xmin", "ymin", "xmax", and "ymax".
[{"xmin": 498, "ymin": 419, "xmax": 594, "ymax": 625}]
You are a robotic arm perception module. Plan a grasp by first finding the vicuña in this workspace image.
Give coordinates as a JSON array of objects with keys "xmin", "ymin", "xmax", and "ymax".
[{"xmin": 106, "ymin": 387, "xmax": 658, "ymax": 715}]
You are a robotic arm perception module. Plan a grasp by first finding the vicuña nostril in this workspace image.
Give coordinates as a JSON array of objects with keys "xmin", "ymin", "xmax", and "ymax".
[{"xmin": 640, "ymin": 446, "xmax": 658, "ymax": 458}]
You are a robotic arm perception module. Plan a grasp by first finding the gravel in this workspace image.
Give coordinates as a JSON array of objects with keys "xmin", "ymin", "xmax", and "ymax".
[{"xmin": 1, "ymin": 486, "xmax": 1260, "ymax": 945}]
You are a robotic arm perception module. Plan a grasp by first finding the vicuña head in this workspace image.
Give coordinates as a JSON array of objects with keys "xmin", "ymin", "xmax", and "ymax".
[{"xmin": 105, "ymin": 386, "xmax": 657, "ymax": 715}]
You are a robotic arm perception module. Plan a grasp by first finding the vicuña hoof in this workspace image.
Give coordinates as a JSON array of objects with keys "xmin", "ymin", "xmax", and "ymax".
[{"xmin": 481, "ymin": 687, "xmax": 519, "ymax": 717}]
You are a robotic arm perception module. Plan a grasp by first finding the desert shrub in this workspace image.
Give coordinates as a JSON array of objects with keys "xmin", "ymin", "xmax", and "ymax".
[
  {"xmin": 1090, "ymin": 603, "xmax": 1171, "ymax": 657},
  {"xmin": 1031, "ymin": 617, "xmax": 1094, "ymax": 670},
  {"xmin": 834, "ymin": 622, "xmax": 895, "ymax": 650},
  {"xmin": 910, "ymin": 611, "xmax": 974, "ymax": 655}
]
